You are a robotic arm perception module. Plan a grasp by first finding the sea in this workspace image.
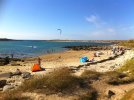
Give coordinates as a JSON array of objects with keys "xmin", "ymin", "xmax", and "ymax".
[{"xmin": 0, "ymin": 40, "xmax": 112, "ymax": 58}]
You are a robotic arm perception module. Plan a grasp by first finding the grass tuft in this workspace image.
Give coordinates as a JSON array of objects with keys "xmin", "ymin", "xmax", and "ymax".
[
  {"xmin": 0, "ymin": 91, "xmax": 31, "ymax": 100},
  {"xmin": 118, "ymin": 59, "xmax": 134, "ymax": 76},
  {"xmin": 78, "ymin": 91, "xmax": 97, "ymax": 100},
  {"xmin": 119, "ymin": 40, "xmax": 134, "ymax": 48},
  {"xmin": 81, "ymin": 70, "xmax": 101, "ymax": 81},
  {"xmin": 20, "ymin": 68, "xmax": 83, "ymax": 94}
]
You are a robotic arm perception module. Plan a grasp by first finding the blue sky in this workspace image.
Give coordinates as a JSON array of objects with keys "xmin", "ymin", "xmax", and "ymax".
[{"xmin": 0, "ymin": 0, "xmax": 134, "ymax": 40}]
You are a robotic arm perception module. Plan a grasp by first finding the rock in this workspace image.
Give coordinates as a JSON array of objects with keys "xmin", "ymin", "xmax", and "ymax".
[
  {"xmin": 107, "ymin": 90, "xmax": 115, "ymax": 98},
  {"xmin": 22, "ymin": 72, "xmax": 31, "ymax": 79},
  {"xmin": 10, "ymin": 81, "xmax": 22, "ymax": 87},
  {"xmin": 0, "ymin": 80, "xmax": 7, "ymax": 88},
  {"xmin": 11, "ymin": 76, "xmax": 23, "ymax": 84},
  {"xmin": 11, "ymin": 63, "xmax": 21, "ymax": 66},
  {"xmin": 0, "ymin": 57, "xmax": 10, "ymax": 66},
  {"xmin": 3, "ymin": 85, "xmax": 14, "ymax": 92},
  {"xmin": 6, "ymin": 79, "xmax": 15, "ymax": 84}
]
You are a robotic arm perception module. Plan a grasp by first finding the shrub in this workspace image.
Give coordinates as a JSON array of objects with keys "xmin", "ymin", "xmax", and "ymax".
[
  {"xmin": 20, "ymin": 68, "xmax": 84, "ymax": 94},
  {"xmin": 119, "ymin": 40, "xmax": 134, "ymax": 48},
  {"xmin": 81, "ymin": 70, "xmax": 101, "ymax": 80},
  {"xmin": 104, "ymin": 71, "xmax": 134, "ymax": 85},
  {"xmin": 118, "ymin": 59, "xmax": 134, "ymax": 76},
  {"xmin": 78, "ymin": 90, "xmax": 97, "ymax": 100}
]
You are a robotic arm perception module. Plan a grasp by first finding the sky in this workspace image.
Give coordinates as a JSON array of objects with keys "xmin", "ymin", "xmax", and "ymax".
[{"xmin": 0, "ymin": 0, "xmax": 134, "ymax": 40}]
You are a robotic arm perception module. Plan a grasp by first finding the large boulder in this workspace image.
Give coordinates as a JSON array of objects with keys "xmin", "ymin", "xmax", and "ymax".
[{"xmin": 0, "ymin": 80, "xmax": 6, "ymax": 88}]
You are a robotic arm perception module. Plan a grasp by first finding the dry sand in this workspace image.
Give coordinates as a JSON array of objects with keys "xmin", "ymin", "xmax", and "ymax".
[
  {"xmin": 0, "ymin": 50, "xmax": 111, "ymax": 75},
  {"xmin": 0, "ymin": 49, "xmax": 133, "ymax": 76},
  {"xmin": 75, "ymin": 50, "xmax": 134, "ymax": 76}
]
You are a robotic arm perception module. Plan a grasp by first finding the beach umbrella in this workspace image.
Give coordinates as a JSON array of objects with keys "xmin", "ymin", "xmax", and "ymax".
[{"xmin": 57, "ymin": 29, "xmax": 62, "ymax": 35}]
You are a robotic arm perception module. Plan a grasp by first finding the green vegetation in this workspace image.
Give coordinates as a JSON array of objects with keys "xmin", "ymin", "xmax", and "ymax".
[
  {"xmin": 101, "ymin": 58, "xmax": 134, "ymax": 85},
  {"xmin": 119, "ymin": 40, "xmax": 134, "ymax": 48},
  {"xmin": 20, "ymin": 68, "xmax": 84, "ymax": 93},
  {"xmin": 18, "ymin": 68, "xmax": 97, "ymax": 99},
  {"xmin": 0, "ymin": 68, "xmax": 97, "ymax": 100},
  {"xmin": 121, "ymin": 89, "xmax": 134, "ymax": 100},
  {"xmin": 104, "ymin": 71, "xmax": 134, "ymax": 85},
  {"xmin": 118, "ymin": 59, "xmax": 134, "ymax": 75}
]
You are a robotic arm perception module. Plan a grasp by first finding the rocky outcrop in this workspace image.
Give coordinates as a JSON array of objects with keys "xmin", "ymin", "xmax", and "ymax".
[
  {"xmin": 0, "ymin": 72, "xmax": 32, "ymax": 92},
  {"xmin": 0, "ymin": 80, "xmax": 7, "ymax": 88},
  {"xmin": 0, "ymin": 57, "xmax": 24, "ymax": 66},
  {"xmin": 64, "ymin": 46, "xmax": 112, "ymax": 51}
]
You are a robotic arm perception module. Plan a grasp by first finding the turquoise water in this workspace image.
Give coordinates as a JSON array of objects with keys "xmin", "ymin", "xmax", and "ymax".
[{"xmin": 0, "ymin": 41, "xmax": 112, "ymax": 58}]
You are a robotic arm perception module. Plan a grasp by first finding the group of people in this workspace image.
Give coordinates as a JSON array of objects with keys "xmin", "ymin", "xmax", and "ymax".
[{"xmin": 112, "ymin": 46, "xmax": 125, "ymax": 54}]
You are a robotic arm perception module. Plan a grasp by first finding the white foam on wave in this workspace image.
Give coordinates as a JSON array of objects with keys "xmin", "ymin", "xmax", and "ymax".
[{"xmin": 26, "ymin": 46, "xmax": 37, "ymax": 48}]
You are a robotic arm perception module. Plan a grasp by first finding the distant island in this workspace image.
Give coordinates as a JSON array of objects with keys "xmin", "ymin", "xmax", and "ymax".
[{"xmin": 0, "ymin": 38, "xmax": 13, "ymax": 41}]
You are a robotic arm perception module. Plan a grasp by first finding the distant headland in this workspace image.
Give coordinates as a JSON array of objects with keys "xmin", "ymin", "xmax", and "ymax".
[
  {"xmin": 0, "ymin": 38, "xmax": 13, "ymax": 41},
  {"xmin": 0, "ymin": 38, "xmax": 126, "ymax": 44}
]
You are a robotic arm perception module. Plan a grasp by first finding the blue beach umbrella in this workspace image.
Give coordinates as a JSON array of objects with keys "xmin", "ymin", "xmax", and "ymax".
[{"xmin": 80, "ymin": 56, "xmax": 89, "ymax": 63}]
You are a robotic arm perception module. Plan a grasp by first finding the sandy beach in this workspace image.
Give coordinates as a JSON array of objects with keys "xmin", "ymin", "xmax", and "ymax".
[
  {"xmin": 0, "ymin": 49, "xmax": 133, "ymax": 76},
  {"xmin": 1, "ymin": 49, "xmax": 134, "ymax": 100}
]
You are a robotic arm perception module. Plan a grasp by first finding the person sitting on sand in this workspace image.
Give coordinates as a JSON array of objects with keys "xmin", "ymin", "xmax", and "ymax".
[
  {"xmin": 13, "ymin": 69, "xmax": 22, "ymax": 75},
  {"xmin": 89, "ymin": 58, "xmax": 95, "ymax": 62}
]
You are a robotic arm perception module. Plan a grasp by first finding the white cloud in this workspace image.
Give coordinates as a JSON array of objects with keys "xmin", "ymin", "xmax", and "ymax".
[
  {"xmin": 86, "ymin": 15, "xmax": 98, "ymax": 24},
  {"xmin": 85, "ymin": 14, "xmax": 128, "ymax": 39},
  {"xmin": 86, "ymin": 15, "xmax": 106, "ymax": 27}
]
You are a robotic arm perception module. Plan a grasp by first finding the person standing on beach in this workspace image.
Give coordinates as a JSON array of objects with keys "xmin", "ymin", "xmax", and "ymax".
[{"xmin": 38, "ymin": 57, "xmax": 41, "ymax": 67}]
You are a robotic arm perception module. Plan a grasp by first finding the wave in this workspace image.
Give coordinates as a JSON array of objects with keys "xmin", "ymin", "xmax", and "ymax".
[{"xmin": 26, "ymin": 46, "xmax": 37, "ymax": 48}]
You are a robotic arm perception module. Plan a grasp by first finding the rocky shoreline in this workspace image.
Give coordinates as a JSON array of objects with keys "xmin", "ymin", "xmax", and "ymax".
[
  {"xmin": 64, "ymin": 45, "xmax": 112, "ymax": 51},
  {"xmin": 0, "ymin": 71, "xmax": 32, "ymax": 92},
  {"xmin": 0, "ymin": 57, "xmax": 24, "ymax": 66}
]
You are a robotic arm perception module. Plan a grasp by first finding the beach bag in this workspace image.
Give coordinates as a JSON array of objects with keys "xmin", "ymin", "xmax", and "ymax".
[{"xmin": 31, "ymin": 64, "xmax": 42, "ymax": 72}]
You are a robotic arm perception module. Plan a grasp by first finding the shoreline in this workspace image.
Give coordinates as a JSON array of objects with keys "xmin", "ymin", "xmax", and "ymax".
[
  {"xmin": 0, "ymin": 47, "xmax": 131, "ymax": 75},
  {"xmin": 0, "ymin": 49, "xmax": 110, "ymax": 73}
]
